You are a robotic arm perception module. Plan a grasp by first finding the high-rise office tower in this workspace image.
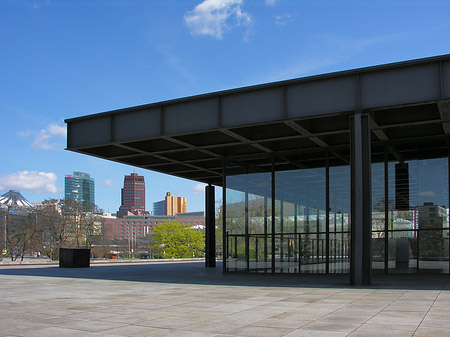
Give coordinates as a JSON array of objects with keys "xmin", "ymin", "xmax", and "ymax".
[
  {"xmin": 153, "ymin": 192, "xmax": 187, "ymax": 216},
  {"xmin": 64, "ymin": 171, "xmax": 95, "ymax": 212},
  {"xmin": 117, "ymin": 173, "xmax": 145, "ymax": 217}
]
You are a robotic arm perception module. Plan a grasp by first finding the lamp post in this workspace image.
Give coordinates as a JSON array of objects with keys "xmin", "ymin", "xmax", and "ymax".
[
  {"xmin": 1, "ymin": 212, "xmax": 5, "ymax": 261},
  {"xmin": 1, "ymin": 205, "xmax": 9, "ymax": 260}
]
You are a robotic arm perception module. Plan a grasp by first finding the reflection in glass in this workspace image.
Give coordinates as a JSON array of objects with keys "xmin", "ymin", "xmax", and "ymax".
[
  {"xmin": 225, "ymin": 155, "xmax": 449, "ymax": 275},
  {"xmin": 386, "ymin": 158, "xmax": 449, "ymax": 274},
  {"xmin": 372, "ymin": 162, "xmax": 385, "ymax": 272},
  {"xmin": 329, "ymin": 166, "xmax": 350, "ymax": 273},
  {"xmin": 226, "ymin": 172, "xmax": 271, "ymax": 272}
]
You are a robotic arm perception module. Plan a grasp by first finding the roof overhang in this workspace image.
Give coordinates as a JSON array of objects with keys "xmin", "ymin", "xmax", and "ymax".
[{"xmin": 65, "ymin": 54, "xmax": 450, "ymax": 186}]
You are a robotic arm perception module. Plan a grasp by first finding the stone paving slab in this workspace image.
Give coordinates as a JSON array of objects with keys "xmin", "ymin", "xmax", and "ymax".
[{"xmin": 0, "ymin": 261, "xmax": 449, "ymax": 336}]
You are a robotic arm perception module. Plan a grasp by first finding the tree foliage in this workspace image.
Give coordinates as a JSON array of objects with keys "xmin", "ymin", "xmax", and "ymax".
[{"xmin": 151, "ymin": 220, "xmax": 205, "ymax": 258}]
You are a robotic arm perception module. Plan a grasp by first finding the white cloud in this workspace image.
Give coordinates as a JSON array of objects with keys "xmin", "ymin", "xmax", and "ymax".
[
  {"xmin": 18, "ymin": 123, "xmax": 66, "ymax": 151},
  {"xmin": 47, "ymin": 123, "xmax": 66, "ymax": 138},
  {"xmin": 99, "ymin": 179, "xmax": 114, "ymax": 187},
  {"xmin": 184, "ymin": 0, "xmax": 253, "ymax": 39},
  {"xmin": 418, "ymin": 191, "xmax": 437, "ymax": 198},
  {"xmin": 192, "ymin": 183, "xmax": 207, "ymax": 195},
  {"xmin": 0, "ymin": 171, "xmax": 58, "ymax": 194},
  {"xmin": 274, "ymin": 13, "xmax": 296, "ymax": 26},
  {"xmin": 265, "ymin": 0, "xmax": 277, "ymax": 6}
]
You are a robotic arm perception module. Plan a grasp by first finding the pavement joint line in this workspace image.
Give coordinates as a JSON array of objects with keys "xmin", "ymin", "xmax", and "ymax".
[
  {"xmin": 341, "ymin": 286, "xmax": 406, "ymax": 336},
  {"xmin": 411, "ymin": 286, "xmax": 444, "ymax": 336}
]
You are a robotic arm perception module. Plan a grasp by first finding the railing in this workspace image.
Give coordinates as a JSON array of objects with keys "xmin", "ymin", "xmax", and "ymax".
[{"xmin": 225, "ymin": 232, "xmax": 350, "ymax": 273}]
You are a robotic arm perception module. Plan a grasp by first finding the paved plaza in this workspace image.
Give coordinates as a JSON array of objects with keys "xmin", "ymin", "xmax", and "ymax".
[{"xmin": 0, "ymin": 261, "xmax": 449, "ymax": 337}]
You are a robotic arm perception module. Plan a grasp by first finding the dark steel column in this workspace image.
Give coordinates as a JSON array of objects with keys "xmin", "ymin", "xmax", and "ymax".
[
  {"xmin": 245, "ymin": 180, "xmax": 249, "ymax": 271},
  {"xmin": 384, "ymin": 148, "xmax": 389, "ymax": 273},
  {"xmin": 350, "ymin": 112, "xmax": 372, "ymax": 286},
  {"xmin": 326, "ymin": 149, "xmax": 330, "ymax": 274},
  {"xmin": 280, "ymin": 191, "xmax": 284, "ymax": 264},
  {"xmin": 264, "ymin": 194, "xmax": 268, "ymax": 262},
  {"xmin": 205, "ymin": 184, "xmax": 216, "ymax": 267},
  {"xmin": 222, "ymin": 160, "xmax": 227, "ymax": 273},
  {"xmin": 271, "ymin": 157, "xmax": 276, "ymax": 273}
]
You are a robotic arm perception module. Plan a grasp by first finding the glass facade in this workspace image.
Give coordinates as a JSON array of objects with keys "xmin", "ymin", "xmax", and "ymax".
[
  {"xmin": 64, "ymin": 171, "xmax": 95, "ymax": 212},
  {"xmin": 225, "ymin": 154, "xmax": 352, "ymax": 274},
  {"xmin": 223, "ymin": 153, "xmax": 449, "ymax": 275}
]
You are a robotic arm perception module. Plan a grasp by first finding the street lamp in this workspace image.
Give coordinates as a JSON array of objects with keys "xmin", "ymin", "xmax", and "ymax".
[{"xmin": 0, "ymin": 205, "xmax": 8, "ymax": 260}]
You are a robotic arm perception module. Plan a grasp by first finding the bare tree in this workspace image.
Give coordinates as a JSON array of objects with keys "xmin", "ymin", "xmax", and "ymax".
[
  {"xmin": 38, "ymin": 199, "xmax": 66, "ymax": 260},
  {"xmin": 7, "ymin": 211, "xmax": 42, "ymax": 261}
]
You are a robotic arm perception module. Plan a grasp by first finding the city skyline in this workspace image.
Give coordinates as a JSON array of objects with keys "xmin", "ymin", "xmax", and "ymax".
[{"xmin": 1, "ymin": 0, "xmax": 450, "ymax": 213}]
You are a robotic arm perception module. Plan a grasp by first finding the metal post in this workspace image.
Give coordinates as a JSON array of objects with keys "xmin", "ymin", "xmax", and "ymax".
[
  {"xmin": 350, "ymin": 112, "xmax": 372, "ymax": 286},
  {"xmin": 326, "ymin": 149, "xmax": 330, "ymax": 274},
  {"xmin": 280, "ymin": 192, "xmax": 284, "ymax": 264},
  {"xmin": 271, "ymin": 156, "xmax": 276, "ymax": 273},
  {"xmin": 222, "ymin": 159, "xmax": 227, "ymax": 273},
  {"xmin": 245, "ymin": 179, "xmax": 249, "ymax": 271},
  {"xmin": 205, "ymin": 184, "xmax": 216, "ymax": 267},
  {"xmin": 384, "ymin": 148, "xmax": 389, "ymax": 273},
  {"xmin": 2, "ymin": 210, "xmax": 6, "ymax": 259},
  {"xmin": 264, "ymin": 194, "xmax": 268, "ymax": 262},
  {"xmin": 294, "ymin": 198, "xmax": 298, "ymax": 263}
]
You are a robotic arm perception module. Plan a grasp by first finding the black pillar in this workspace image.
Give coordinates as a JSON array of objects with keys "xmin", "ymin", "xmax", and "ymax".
[
  {"xmin": 350, "ymin": 112, "xmax": 372, "ymax": 286},
  {"xmin": 205, "ymin": 184, "xmax": 216, "ymax": 267}
]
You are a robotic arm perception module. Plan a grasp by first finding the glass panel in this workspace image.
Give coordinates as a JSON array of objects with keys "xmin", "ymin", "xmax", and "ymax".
[
  {"xmin": 419, "ymin": 230, "xmax": 449, "ymax": 273},
  {"xmin": 276, "ymin": 168, "xmax": 326, "ymax": 273},
  {"xmin": 416, "ymin": 158, "xmax": 448, "ymax": 273},
  {"xmin": 329, "ymin": 165, "xmax": 350, "ymax": 273},
  {"xmin": 387, "ymin": 231, "xmax": 417, "ymax": 273},
  {"xmin": 387, "ymin": 158, "xmax": 449, "ymax": 274},
  {"xmin": 387, "ymin": 161, "xmax": 418, "ymax": 273},
  {"xmin": 372, "ymin": 162, "xmax": 386, "ymax": 272},
  {"xmin": 372, "ymin": 235, "xmax": 385, "ymax": 272},
  {"xmin": 226, "ymin": 172, "xmax": 271, "ymax": 272}
]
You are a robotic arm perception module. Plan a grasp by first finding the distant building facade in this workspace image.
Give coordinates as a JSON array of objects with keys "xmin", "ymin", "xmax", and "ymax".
[
  {"xmin": 64, "ymin": 171, "xmax": 95, "ymax": 212},
  {"xmin": 417, "ymin": 202, "xmax": 447, "ymax": 229},
  {"xmin": 153, "ymin": 192, "xmax": 187, "ymax": 216},
  {"xmin": 117, "ymin": 173, "xmax": 146, "ymax": 218},
  {"xmin": 102, "ymin": 212, "xmax": 205, "ymax": 240}
]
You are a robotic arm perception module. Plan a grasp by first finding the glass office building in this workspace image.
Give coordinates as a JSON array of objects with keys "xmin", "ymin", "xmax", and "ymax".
[{"xmin": 64, "ymin": 171, "xmax": 95, "ymax": 212}]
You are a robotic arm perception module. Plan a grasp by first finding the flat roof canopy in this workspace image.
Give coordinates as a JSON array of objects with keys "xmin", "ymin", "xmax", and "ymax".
[{"xmin": 66, "ymin": 55, "xmax": 450, "ymax": 186}]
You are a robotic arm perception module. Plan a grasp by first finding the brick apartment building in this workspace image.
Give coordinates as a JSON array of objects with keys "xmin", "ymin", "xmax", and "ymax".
[{"xmin": 102, "ymin": 212, "xmax": 205, "ymax": 240}]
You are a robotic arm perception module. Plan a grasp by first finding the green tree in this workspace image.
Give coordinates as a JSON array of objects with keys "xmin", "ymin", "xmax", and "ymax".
[{"xmin": 151, "ymin": 220, "xmax": 205, "ymax": 258}]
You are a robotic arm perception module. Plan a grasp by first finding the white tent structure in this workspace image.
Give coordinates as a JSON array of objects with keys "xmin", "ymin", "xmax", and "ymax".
[{"xmin": 0, "ymin": 190, "xmax": 33, "ymax": 208}]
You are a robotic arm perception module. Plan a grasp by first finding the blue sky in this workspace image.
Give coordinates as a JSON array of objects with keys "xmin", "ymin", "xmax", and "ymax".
[{"xmin": 1, "ymin": 0, "xmax": 450, "ymax": 213}]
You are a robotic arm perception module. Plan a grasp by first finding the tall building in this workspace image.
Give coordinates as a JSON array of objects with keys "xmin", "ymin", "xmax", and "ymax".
[
  {"xmin": 64, "ymin": 171, "xmax": 95, "ymax": 212},
  {"xmin": 153, "ymin": 192, "xmax": 187, "ymax": 216},
  {"xmin": 117, "ymin": 173, "xmax": 146, "ymax": 218}
]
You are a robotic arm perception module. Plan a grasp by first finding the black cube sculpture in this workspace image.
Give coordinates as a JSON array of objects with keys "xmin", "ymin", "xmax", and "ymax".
[{"xmin": 59, "ymin": 248, "xmax": 90, "ymax": 268}]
